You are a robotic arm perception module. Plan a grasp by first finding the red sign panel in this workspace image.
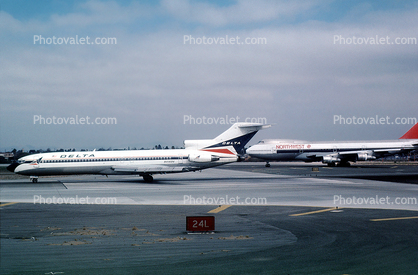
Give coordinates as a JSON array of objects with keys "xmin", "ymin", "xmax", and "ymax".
[{"xmin": 186, "ymin": 216, "xmax": 215, "ymax": 232}]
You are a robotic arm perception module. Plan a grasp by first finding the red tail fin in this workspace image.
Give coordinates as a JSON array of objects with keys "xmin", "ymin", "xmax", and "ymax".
[{"xmin": 399, "ymin": 123, "xmax": 418, "ymax": 139}]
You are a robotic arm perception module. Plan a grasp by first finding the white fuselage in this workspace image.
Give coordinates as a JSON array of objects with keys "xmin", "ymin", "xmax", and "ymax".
[
  {"xmin": 14, "ymin": 149, "xmax": 237, "ymax": 176},
  {"xmin": 247, "ymin": 139, "xmax": 418, "ymax": 163},
  {"xmin": 9, "ymin": 122, "xmax": 270, "ymax": 182}
]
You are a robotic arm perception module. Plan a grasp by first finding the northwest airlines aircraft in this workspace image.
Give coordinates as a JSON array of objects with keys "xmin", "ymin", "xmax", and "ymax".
[
  {"xmin": 246, "ymin": 123, "xmax": 418, "ymax": 167},
  {"xmin": 7, "ymin": 123, "xmax": 269, "ymax": 182}
]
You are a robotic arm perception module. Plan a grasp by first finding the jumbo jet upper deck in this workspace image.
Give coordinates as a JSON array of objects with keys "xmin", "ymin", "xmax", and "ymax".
[
  {"xmin": 8, "ymin": 123, "xmax": 270, "ymax": 182},
  {"xmin": 247, "ymin": 123, "xmax": 418, "ymax": 167}
]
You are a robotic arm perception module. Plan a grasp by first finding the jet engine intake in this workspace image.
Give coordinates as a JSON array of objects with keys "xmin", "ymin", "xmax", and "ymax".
[
  {"xmin": 357, "ymin": 153, "xmax": 376, "ymax": 161},
  {"xmin": 188, "ymin": 153, "xmax": 220, "ymax": 163},
  {"xmin": 322, "ymin": 155, "xmax": 341, "ymax": 164}
]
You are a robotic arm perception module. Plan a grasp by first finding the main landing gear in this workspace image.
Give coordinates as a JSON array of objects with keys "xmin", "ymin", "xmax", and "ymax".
[
  {"xmin": 142, "ymin": 174, "xmax": 154, "ymax": 183},
  {"xmin": 265, "ymin": 162, "xmax": 271, "ymax": 167},
  {"xmin": 30, "ymin": 176, "xmax": 39, "ymax": 183}
]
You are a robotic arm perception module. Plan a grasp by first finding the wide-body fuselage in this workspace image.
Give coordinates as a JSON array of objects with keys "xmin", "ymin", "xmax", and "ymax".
[{"xmin": 247, "ymin": 139, "xmax": 418, "ymax": 162}]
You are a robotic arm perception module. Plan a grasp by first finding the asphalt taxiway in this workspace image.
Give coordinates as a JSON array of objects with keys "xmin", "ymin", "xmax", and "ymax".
[{"xmin": 1, "ymin": 163, "xmax": 417, "ymax": 274}]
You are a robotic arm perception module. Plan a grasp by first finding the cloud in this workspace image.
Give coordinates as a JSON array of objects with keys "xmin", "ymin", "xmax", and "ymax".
[
  {"xmin": 1, "ymin": 1, "xmax": 418, "ymax": 149},
  {"xmin": 161, "ymin": 0, "xmax": 326, "ymax": 26},
  {"xmin": 50, "ymin": 0, "xmax": 153, "ymax": 27}
]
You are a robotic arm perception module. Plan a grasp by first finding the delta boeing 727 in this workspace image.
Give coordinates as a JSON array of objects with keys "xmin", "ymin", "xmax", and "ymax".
[
  {"xmin": 8, "ymin": 123, "xmax": 269, "ymax": 182},
  {"xmin": 247, "ymin": 123, "xmax": 418, "ymax": 167}
]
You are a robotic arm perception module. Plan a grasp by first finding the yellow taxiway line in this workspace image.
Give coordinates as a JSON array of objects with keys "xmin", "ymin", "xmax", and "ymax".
[
  {"xmin": 290, "ymin": 207, "xmax": 340, "ymax": 216},
  {"xmin": 208, "ymin": 205, "xmax": 232, "ymax": 213},
  {"xmin": 0, "ymin": 202, "xmax": 19, "ymax": 207},
  {"xmin": 370, "ymin": 216, "xmax": 418, "ymax": 222}
]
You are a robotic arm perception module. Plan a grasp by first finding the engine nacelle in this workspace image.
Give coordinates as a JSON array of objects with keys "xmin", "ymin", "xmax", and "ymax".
[
  {"xmin": 357, "ymin": 153, "xmax": 376, "ymax": 161},
  {"xmin": 322, "ymin": 155, "xmax": 341, "ymax": 164},
  {"xmin": 188, "ymin": 153, "xmax": 220, "ymax": 163}
]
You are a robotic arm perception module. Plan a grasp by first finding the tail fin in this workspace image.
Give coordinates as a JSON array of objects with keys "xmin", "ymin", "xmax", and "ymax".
[
  {"xmin": 184, "ymin": 123, "xmax": 270, "ymax": 154},
  {"xmin": 399, "ymin": 123, "xmax": 418, "ymax": 139}
]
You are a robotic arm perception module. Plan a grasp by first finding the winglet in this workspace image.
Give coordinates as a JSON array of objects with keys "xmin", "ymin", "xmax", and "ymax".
[{"xmin": 399, "ymin": 123, "xmax": 418, "ymax": 139}]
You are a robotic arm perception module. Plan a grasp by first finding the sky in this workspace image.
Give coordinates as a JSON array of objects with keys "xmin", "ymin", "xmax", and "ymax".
[{"xmin": 1, "ymin": 0, "xmax": 417, "ymax": 151}]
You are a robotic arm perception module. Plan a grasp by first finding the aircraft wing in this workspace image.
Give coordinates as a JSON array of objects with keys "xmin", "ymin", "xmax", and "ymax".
[
  {"xmin": 307, "ymin": 151, "xmax": 369, "ymax": 162},
  {"xmin": 372, "ymin": 148, "xmax": 403, "ymax": 155},
  {"xmin": 111, "ymin": 165, "xmax": 187, "ymax": 174},
  {"xmin": 313, "ymin": 147, "xmax": 413, "ymax": 163},
  {"xmin": 339, "ymin": 150, "xmax": 373, "ymax": 156},
  {"xmin": 305, "ymin": 154, "xmax": 324, "ymax": 161}
]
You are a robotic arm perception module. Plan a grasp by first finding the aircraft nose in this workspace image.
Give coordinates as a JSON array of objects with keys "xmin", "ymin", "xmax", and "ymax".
[{"xmin": 7, "ymin": 162, "xmax": 20, "ymax": 172}]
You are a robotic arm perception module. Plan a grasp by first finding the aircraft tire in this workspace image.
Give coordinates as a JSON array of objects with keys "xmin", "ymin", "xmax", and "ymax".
[
  {"xmin": 143, "ymin": 174, "xmax": 154, "ymax": 183},
  {"xmin": 338, "ymin": 162, "xmax": 351, "ymax": 167}
]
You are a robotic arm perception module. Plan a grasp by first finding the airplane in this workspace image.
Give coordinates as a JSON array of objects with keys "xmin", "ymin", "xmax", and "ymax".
[
  {"xmin": 7, "ymin": 123, "xmax": 270, "ymax": 182},
  {"xmin": 246, "ymin": 123, "xmax": 418, "ymax": 167}
]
